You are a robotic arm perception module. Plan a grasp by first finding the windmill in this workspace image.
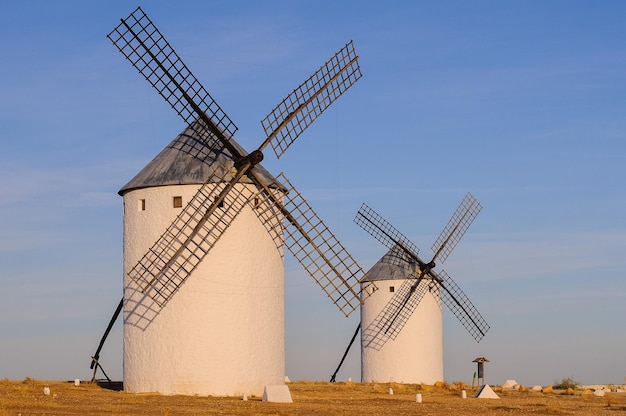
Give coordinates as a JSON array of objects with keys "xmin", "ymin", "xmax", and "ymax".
[
  {"xmin": 353, "ymin": 193, "xmax": 490, "ymax": 384},
  {"xmin": 91, "ymin": 7, "xmax": 373, "ymax": 396}
]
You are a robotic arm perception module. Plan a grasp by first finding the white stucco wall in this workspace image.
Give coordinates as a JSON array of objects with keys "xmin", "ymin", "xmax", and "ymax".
[
  {"xmin": 122, "ymin": 183, "xmax": 285, "ymax": 396},
  {"xmin": 361, "ymin": 279, "xmax": 443, "ymax": 384}
]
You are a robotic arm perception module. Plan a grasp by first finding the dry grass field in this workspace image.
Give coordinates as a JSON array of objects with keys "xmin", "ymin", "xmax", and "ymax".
[{"xmin": 1, "ymin": 378, "xmax": 626, "ymax": 416}]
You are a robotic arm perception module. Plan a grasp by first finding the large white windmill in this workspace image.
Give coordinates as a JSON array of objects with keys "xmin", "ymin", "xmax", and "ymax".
[
  {"xmin": 353, "ymin": 193, "xmax": 490, "ymax": 384},
  {"xmin": 90, "ymin": 7, "xmax": 373, "ymax": 397}
]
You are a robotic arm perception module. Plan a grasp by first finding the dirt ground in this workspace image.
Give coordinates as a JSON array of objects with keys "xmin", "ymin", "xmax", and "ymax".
[{"xmin": 1, "ymin": 378, "xmax": 626, "ymax": 416}]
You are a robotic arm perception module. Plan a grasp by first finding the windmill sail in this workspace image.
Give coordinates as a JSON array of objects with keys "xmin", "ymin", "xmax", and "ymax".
[
  {"xmin": 108, "ymin": 7, "xmax": 238, "ymax": 147},
  {"xmin": 261, "ymin": 40, "xmax": 361, "ymax": 158},
  {"xmin": 251, "ymin": 173, "xmax": 369, "ymax": 316},
  {"xmin": 354, "ymin": 203, "xmax": 420, "ymax": 263},
  {"xmin": 431, "ymin": 193, "xmax": 482, "ymax": 264},
  {"xmin": 362, "ymin": 273, "xmax": 430, "ymax": 350},
  {"xmin": 108, "ymin": 7, "xmax": 367, "ymax": 314},
  {"xmin": 123, "ymin": 122, "xmax": 258, "ymax": 305},
  {"xmin": 435, "ymin": 269, "xmax": 490, "ymax": 342},
  {"xmin": 275, "ymin": 173, "xmax": 365, "ymax": 316}
]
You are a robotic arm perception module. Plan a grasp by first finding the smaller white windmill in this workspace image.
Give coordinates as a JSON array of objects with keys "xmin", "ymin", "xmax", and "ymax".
[{"xmin": 352, "ymin": 193, "xmax": 490, "ymax": 384}]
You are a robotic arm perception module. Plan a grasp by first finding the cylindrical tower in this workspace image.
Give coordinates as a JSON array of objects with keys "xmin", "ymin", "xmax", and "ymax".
[
  {"xmin": 360, "ymin": 249, "xmax": 443, "ymax": 384},
  {"xmin": 120, "ymin": 124, "xmax": 285, "ymax": 396}
]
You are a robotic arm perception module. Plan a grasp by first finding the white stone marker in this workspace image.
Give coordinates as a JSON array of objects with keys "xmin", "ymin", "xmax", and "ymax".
[
  {"xmin": 416, "ymin": 393, "xmax": 422, "ymax": 403},
  {"xmin": 262, "ymin": 385, "xmax": 293, "ymax": 403},
  {"xmin": 475, "ymin": 384, "xmax": 500, "ymax": 399}
]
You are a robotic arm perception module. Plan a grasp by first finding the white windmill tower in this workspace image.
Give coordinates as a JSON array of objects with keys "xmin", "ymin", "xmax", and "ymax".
[
  {"xmin": 90, "ymin": 7, "xmax": 371, "ymax": 396},
  {"xmin": 353, "ymin": 194, "xmax": 490, "ymax": 384},
  {"xmin": 118, "ymin": 123, "xmax": 287, "ymax": 396}
]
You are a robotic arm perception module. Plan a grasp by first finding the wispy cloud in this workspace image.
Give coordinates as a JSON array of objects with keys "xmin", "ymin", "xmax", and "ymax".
[
  {"xmin": 0, "ymin": 159, "xmax": 139, "ymax": 207},
  {"xmin": 449, "ymin": 229, "xmax": 626, "ymax": 282}
]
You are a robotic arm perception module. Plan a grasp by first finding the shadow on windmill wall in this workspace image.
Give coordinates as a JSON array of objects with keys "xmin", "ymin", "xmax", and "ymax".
[{"xmin": 124, "ymin": 279, "xmax": 165, "ymax": 331}]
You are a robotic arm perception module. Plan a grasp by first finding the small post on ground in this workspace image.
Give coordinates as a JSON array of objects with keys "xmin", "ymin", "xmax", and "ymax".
[{"xmin": 472, "ymin": 357, "xmax": 489, "ymax": 387}]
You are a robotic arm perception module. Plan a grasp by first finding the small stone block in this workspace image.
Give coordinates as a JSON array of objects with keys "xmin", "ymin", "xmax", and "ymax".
[
  {"xmin": 502, "ymin": 380, "xmax": 517, "ymax": 389},
  {"xmin": 475, "ymin": 384, "xmax": 500, "ymax": 399},
  {"xmin": 262, "ymin": 385, "xmax": 292, "ymax": 403}
]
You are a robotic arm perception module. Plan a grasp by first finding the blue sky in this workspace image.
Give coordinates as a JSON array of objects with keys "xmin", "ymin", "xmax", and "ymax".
[{"xmin": 1, "ymin": 1, "xmax": 625, "ymax": 387}]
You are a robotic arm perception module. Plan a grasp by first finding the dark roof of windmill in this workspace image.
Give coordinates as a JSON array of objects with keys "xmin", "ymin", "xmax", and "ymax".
[
  {"xmin": 119, "ymin": 120, "xmax": 279, "ymax": 196},
  {"xmin": 362, "ymin": 247, "xmax": 417, "ymax": 282}
]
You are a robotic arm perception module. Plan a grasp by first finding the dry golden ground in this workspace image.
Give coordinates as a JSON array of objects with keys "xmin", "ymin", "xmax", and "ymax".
[{"xmin": 1, "ymin": 378, "xmax": 626, "ymax": 416}]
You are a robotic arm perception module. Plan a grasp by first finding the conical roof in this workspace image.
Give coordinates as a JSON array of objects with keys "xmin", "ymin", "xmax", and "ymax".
[
  {"xmin": 363, "ymin": 246, "xmax": 417, "ymax": 282},
  {"xmin": 119, "ymin": 121, "xmax": 278, "ymax": 196}
]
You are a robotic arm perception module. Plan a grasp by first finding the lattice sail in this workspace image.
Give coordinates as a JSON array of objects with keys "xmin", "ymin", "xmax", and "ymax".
[
  {"xmin": 431, "ymin": 192, "xmax": 482, "ymax": 264},
  {"xmin": 129, "ymin": 169, "xmax": 257, "ymax": 307},
  {"xmin": 354, "ymin": 203, "xmax": 420, "ymax": 260},
  {"xmin": 261, "ymin": 40, "xmax": 362, "ymax": 159},
  {"xmin": 108, "ymin": 7, "xmax": 238, "ymax": 146},
  {"xmin": 250, "ymin": 180, "xmax": 286, "ymax": 256},
  {"xmin": 362, "ymin": 274, "xmax": 432, "ymax": 351},
  {"xmin": 277, "ymin": 173, "xmax": 367, "ymax": 316},
  {"xmin": 436, "ymin": 270, "xmax": 490, "ymax": 342}
]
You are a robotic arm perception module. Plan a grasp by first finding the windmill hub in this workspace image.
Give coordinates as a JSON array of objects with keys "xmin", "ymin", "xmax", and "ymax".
[{"xmin": 234, "ymin": 149, "xmax": 264, "ymax": 170}]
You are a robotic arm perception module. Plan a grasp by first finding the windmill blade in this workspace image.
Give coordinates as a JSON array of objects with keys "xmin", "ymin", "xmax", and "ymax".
[
  {"xmin": 431, "ymin": 192, "xmax": 482, "ymax": 264},
  {"xmin": 126, "ymin": 122, "xmax": 259, "ymax": 307},
  {"xmin": 129, "ymin": 162, "xmax": 258, "ymax": 307},
  {"xmin": 354, "ymin": 203, "xmax": 421, "ymax": 262},
  {"xmin": 434, "ymin": 269, "xmax": 490, "ymax": 342},
  {"xmin": 362, "ymin": 274, "xmax": 432, "ymax": 351},
  {"xmin": 275, "ymin": 172, "xmax": 367, "ymax": 316},
  {"xmin": 107, "ymin": 7, "xmax": 242, "ymax": 158},
  {"xmin": 251, "ymin": 172, "xmax": 368, "ymax": 317},
  {"xmin": 107, "ymin": 8, "xmax": 261, "ymax": 308},
  {"xmin": 260, "ymin": 40, "xmax": 362, "ymax": 159},
  {"xmin": 248, "ymin": 183, "xmax": 286, "ymax": 255}
]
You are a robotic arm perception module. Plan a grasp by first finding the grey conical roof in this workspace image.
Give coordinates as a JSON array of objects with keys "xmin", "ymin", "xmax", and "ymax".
[
  {"xmin": 119, "ymin": 121, "xmax": 278, "ymax": 196},
  {"xmin": 363, "ymin": 246, "xmax": 417, "ymax": 282}
]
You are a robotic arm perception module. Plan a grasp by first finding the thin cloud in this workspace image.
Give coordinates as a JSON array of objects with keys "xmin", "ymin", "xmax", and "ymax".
[{"xmin": 450, "ymin": 229, "xmax": 626, "ymax": 282}]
